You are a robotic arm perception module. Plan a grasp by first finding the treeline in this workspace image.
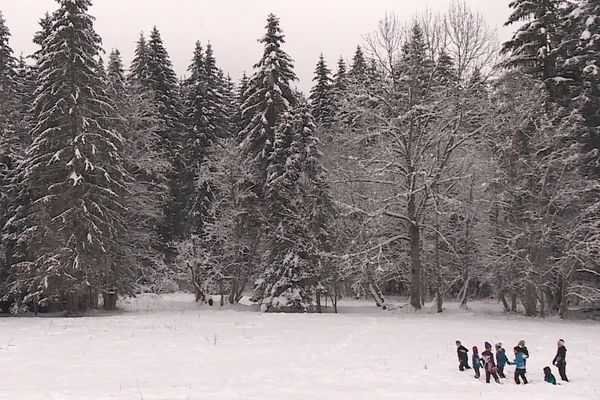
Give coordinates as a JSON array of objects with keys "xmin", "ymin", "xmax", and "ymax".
[{"xmin": 0, "ymin": 0, "xmax": 598, "ymax": 316}]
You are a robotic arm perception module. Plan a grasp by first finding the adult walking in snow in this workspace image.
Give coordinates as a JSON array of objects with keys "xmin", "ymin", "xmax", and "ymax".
[
  {"xmin": 553, "ymin": 339, "xmax": 569, "ymax": 382},
  {"xmin": 455, "ymin": 340, "xmax": 471, "ymax": 371}
]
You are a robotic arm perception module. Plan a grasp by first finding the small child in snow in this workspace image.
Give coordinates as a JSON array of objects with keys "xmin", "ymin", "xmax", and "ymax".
[
  {"xmin": 481, "ymin": 342, "xmax": 500, "ymax": 384},
  {"xmin": 456, "ymin": 340, "xmax": 471, "ymax": 371},
  {"xmin": 553, "ymin": 339, "xmax": 569, "ymax": 382},
  {"xmin": 512, "ymin": 346, "xmax": 528, "ymax": 384},
  {"xmin": 495, "ymin": 342, "xmax": 511, "ymax": 379},
  {"xmin": 472, "ymin": 346, "xmax": 483, "ymax": 379},
  {"xmin": 544, "ymin": 366, "xmax": 557, "ymax": 385}
]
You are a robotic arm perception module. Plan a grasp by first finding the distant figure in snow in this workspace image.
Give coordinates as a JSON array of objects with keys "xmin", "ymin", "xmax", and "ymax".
[
  {"xmin": 495, "ymin": 343, "xmax": 511, "ymax": 378},
  {"xmin": 481, "ymin": 342, "xmax": 500, "ymax": 383},
  {"xmin": 456, "ymin": 340, "xmax": 471, "ymax": 371},
  {"xmin": 472, "ymin": 346, "xmax": 483, "ymax": 379},
  {"xmin": 553, "ymin": 339, "xmax": 569, "ymax": 382},
  {"xmin": 544, "ymin": 366, "xmax": 557, "ymax": 385},
  {"xmin": 512, "ymin": 346, "xmax": 528, "ymax": 384}
]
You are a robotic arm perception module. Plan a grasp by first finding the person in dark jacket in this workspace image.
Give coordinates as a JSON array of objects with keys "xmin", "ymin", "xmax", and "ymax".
[
  {"xmin": 456, "ymin": 340, "xmax": 471, "ymax": 371},
  {"xmin": 481, "ymin": 342, "xmax": 500, "ymax": 383},
  {"xmin": 553, "ymin": 339, "xmax": 569, "ymax": 382},
  {"xmin": 472, "ymin": 346, "xmax": 483, "ymax": 379},
  {"xmin": 495, "ymin": 342, "xmax": 511, "ymax": 378},
  {"xmin": 512, "ymin": 346, "xmax": 528, "ymax": 384},
  {"xmin": 518, "ymin": 340, "xmax": 529, "ymax": 357},
  {"xmin": 544, "ymin": 366, "xmax": 557, "ymax": 385}
]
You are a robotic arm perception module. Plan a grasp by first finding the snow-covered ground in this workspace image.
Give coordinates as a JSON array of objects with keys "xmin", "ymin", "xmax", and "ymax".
[{"xmin": 0, "ymin": 293, "xmax": 598, "ymax": 400}]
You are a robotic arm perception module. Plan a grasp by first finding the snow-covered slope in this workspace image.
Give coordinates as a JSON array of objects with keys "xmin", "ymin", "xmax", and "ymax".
[{"xmin": 0, "ymin": 293, "xmax": 597, "ymax": 400}]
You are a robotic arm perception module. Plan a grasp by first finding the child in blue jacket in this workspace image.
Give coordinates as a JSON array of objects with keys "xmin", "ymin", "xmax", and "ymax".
[
  {"xmin": 472, "ymin": 346, "xmax": 483, "ymax": 379},
  {"xmin": 512, "ymin": 346, "xmax": 528, "ymax": 384},
  {"xmin": 495, "ymin": 343, "xmax": 511, "ymax": 379},
  {"xmin": 544, "ymin": 366, "xmax": 557, "ymax": 384}
]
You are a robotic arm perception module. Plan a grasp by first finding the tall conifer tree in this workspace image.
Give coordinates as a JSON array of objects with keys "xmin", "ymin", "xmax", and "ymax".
[
  {"xmin": 12, "ymin": 0, "xmax": 130, "ymax": 312},
  {"xmin": 309, "ymin": 54, "xmax": 335, "ymax": 127}
]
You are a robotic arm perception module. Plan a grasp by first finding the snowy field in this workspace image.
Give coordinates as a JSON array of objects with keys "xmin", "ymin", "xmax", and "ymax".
[{"xmin": 0, "ymin": 293, "xmax": 598, "ymax": 400}]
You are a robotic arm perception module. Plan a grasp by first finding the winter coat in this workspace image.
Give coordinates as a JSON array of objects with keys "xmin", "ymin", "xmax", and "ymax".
[
  {"xmin": 496, "ymin": 348, "xmax": 509, "ymax": 368},
  {"xmin": 553, "ymin": 346, "xmax": 567, "ymax": 365},
  {"xmin": 544, "ymin": 367, "xmax": 556, "ymax": 384},
  {"xmin": 512, "ymin": 351, "xmax": 527, "ymax": 369},
  {"xmin": 481, "ymin": 350, "xmax": 496, "ymax": 371},
  {"xmin": 457, "ymin": 345, "xmax": 469, "ymax": 361},
  {"xmin": 472, "ymin": 353, "xmax": 483, "ymax": 369}
]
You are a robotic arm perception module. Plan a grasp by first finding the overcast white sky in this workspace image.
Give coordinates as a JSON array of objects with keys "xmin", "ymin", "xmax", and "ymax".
[{"xmin": 1, "ymin": 0, "xmax": 515, "ymax": 92}]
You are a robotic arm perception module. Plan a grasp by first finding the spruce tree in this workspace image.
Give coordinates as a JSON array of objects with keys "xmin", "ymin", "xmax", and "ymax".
[
  {"xmin": 333, "ymin": 56, "xmax": 348, "ymax": 93},
  {"xmin": 0, "ymin": 10, "xmax": 18, "ymax": 291},
  {"xmin": 502, "ymin": 0, "xmax": 564, "ymax": 80},
  {"xmin": 129, "ymin": 33, "xmax": 151, "ymax": 86},
  {"xmin": 12, "ymin": 0, "xmax": 130, "ymax": 312},
  {"xmin": 566, "ymin": 0, "xmax": 600, "ymax": 176},
  {"xmin": 236, "ymin": 71, "xmax": 250, "ymax": 132},
  {"xmin": 0, "ymin": 10, "xmax": 18, "ymax": 154},
  {"xmin": 309, "ymin": 54, "xmax": 335, "ymax": 127},
  {"xmin": 240, "ymin": 13, "xmax": 297, "ymax": 176},
  {"xmin": 181, "ymin": 41, "xmax": 228, "ymax": 235},
  {"xmin": 146, "ymin": 27, "xmax": 182, "ymax": 142},
  {"xmin": 349, "ymin": 45, "xmax": 368, "ymax": 78},
  {"xmin": 107, "ymin": 47, "xmax": 168, "ymax": 299},
  {"xmin": 252, "ymin": 101, "xmax": 334, "ymax": 311},
  {"xmin": 32, "ymin": 12, "xmax": 54, "ymax": 63},
  {"xmin": 129, "ymin": 27, "xmax": 184, "ymax": 243}
]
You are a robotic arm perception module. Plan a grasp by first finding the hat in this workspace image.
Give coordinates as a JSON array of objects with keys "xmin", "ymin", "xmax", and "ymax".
[
  {"xmin": 472, "ymin": 345, "xmax": 478, "ymax": 353},
  {"xmin": 558, "ymin": 339, "xmax": 565, "ymax": 346},
  {"xmin": 485, "ymin": 341, "xmax": 492, "ymax": 349},
  {"xmin": 456, "ymin": 340, "xmax": 462, "ymax": 346}
]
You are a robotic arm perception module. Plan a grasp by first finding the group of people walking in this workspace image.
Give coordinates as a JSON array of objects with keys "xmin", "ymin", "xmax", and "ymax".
[{"xmin": 455, "ymin": 339, "xmax": 569, "ymax": 385}]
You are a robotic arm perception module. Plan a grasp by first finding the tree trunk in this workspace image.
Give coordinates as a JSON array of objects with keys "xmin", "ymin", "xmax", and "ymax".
[
  {"xmin": 409, "ymin": 221, "xmax": 422, "ymax": 309},
  {"xmin": 499, "ymin": 291, "xmax": 510, "ymax": 312},
  {"xmin": 103, "ymin": 292, "xmax": 118, "ymax": 310},
  {"xmin": 510, "ymin": 293, "xmax": 518, "ymax": 312},
  {"xmin": 558, "ymin": 267, "xmax": 575, "ymax": 318},
  {"xmin": 316, "ymin": 289, "xmax": 322, "ymax": 313},
  {"xmin": 524, "ymin": 282, "xmax": 537, "ymax": 316},
  {"xmin": 435, "ymin": 232, "xmax": 443, "ymax": 313},
  {"xmin": 459, "ymin": 278, "xmax": 470, "ymax": 308},
  {"xmin": 460, "ymin": 178, "xmax": 474, "ymax": 309},
  {"xmin": 65, "ymin": 292, "xmax": 81, "ymax": 315}
]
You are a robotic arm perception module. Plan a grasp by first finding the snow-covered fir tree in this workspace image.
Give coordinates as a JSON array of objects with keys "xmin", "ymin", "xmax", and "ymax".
[
  {"xmin": 502, "ymin": 0, "xmax": 565, "ymax": 80},
  {"xmin": 10, "ymin": 0, "xmax": 131, "ymax": 313},
  {"xmin": 349, "ymin": 45, "xmax": 368, "ymax": 79},
  {"xmin": 564, "ymin": 0, "xmax": 600, "ymax": 176},
  {"xmin": 239, "ymin": 13, "xmax": 297, "ymax": 176},
  {"xmin": 128, "ymin": 33, "xmax": 151, "ymax": 86},
  {"xmin": 252, "ymin": 102, "xmax": 334, "ymax": 311},
  {"xmin": 309, "ymin": 54, "xmax": 335, "ymax": 127},
  {"xmin": 0, "ymin": 10, "xmax": 19, "ymax": 290},
  {"xmin": 106, "ymin": 48, "xmax": 170, "ymax": 298},
  {"xmin": 180, "ymin": 41, "xmax": 228, "ymax": 236}
]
